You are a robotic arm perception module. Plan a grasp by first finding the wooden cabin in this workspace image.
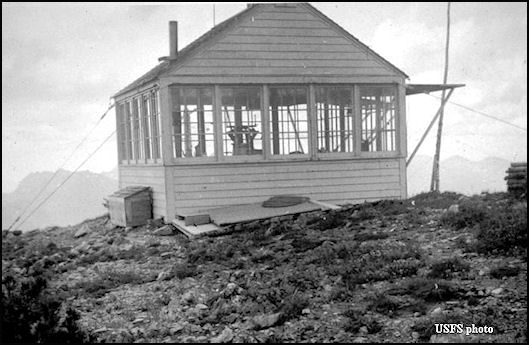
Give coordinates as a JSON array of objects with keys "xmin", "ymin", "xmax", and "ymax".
[{"xmin": 112, "ymin": 3, "xmax": 448, "ymax": 222}]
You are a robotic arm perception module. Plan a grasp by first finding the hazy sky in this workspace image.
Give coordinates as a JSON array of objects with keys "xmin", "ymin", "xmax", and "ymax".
[{"xmin": 2, "ymin": 2, "xmax": 527, "ymax": 193}]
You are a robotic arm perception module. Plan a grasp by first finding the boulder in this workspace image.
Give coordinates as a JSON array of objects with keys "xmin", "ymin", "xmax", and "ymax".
[
  {"xmin": 210, "ymin": 327, "xmax": 234, "ymax": 343},
  {"xmin": 74, "ymin": 224, "xmax": 90, "ymax": 238},
  {"xmin": 251, "ymin": 313, "xmax": 281, "ymax": 330}
]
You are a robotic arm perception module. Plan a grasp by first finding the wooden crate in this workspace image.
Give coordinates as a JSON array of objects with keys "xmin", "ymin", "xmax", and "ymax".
[{"xmin": 107, "ymin": 186, "xmax": 152, "ymax": 227}]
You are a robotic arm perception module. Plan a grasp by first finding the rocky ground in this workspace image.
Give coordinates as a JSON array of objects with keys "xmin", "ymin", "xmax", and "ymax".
[{"xmin": 2, "ymin": 192, "xmax": 527, "ymax": 343}]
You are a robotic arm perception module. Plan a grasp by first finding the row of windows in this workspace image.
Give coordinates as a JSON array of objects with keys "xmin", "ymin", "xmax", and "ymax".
[
  {"xmin": 170, "ymin": 85, "xmax": 398, "ymax": 159},
  {"xmin": 117, "ymin": 90, "xmax": 162, "ymax": 162}
]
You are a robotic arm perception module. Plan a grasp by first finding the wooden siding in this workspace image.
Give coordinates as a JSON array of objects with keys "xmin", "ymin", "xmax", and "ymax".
[
  {"xmin": 170, "ymin": 158, "xmax": 404, "ymax": 215},
  {"xmin": 169, "ymin": 4, "xmax": 400, "ymax": 82},
  {"xmin": 119, "ymin": 166, "xmax": 167, "ymax": 220}
]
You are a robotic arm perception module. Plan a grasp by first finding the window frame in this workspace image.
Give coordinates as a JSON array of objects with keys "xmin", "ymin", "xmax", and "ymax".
[
  {"xmin": 217, "ymin": 85, "xmax": 266, "ymax": 163},
  {"xmin": 170, "ymin": 85, "xmax": 217, "ymax": 163},
  {"xmin": 267, "ymin": 85, "xmax": 311, "ymax": 161},
  {"xmin": 313, "ymin": 84, "xmax": 357, "ymax": 160},
  {"xmin": 356, "ymin": 83, "xmax": 400, "ymax": 158},
  {"xmin": 117, "ymin": 88, "xmax": 163, "ymax": 166}
]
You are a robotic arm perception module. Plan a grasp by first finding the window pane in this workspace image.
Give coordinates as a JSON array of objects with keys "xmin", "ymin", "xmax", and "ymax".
[
  {"xmin": 316, "ymin": 87, "xmax": 354, "ymax": 153},
  {"xmin": 125, "ymin": 102, "xmax": 134, "ymax": 159},
  {"xmin": 117, "ymin": 103, "xmax": 127, "ymax": 161},
  {"xmin": 269, "ymin": 87, "xmax": 309, "ymax": 155},
  {"xmin": 360, "ymin": 86, "xmax": 397, "ymax": 152},
  {"xmin": 171, "ymin": 87, "xmax": 215, "ymax": 158},
  {"xmin": 221, "ymin": 87, "xmax": 263, "ymax": 156},
  {"xmin": 151, "ymin": 90, "xmax": 161, "ymax": 159},
  {"xmin": 141, "ymin": 95, "xmax": 151, "ymax": 159}
]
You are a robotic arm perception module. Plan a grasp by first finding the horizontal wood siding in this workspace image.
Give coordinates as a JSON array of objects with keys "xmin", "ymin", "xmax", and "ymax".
[
  {"xmin": 119, "ymin": 166, "xmax": 166, "ymax": 219},
  {"xmin": 171, "ymin": 4, "xmax": 399, "ymax": 80},
  {"xmin": 171, "ymin": 158, "xmax": 404, "ymax": 215}
]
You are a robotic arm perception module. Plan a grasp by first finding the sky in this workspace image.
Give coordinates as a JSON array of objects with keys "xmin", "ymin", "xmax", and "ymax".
[{"xmin": 2, "ymin": 2, "xmax": 527, "ymax": 193}]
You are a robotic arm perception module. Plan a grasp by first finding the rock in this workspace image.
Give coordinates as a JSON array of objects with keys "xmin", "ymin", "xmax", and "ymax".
[
  {"xmin": 412, "ymin": 331, "xmax": 420, "ymax": 340},
  {"xmin": 195, "ymin": 303, "xmax": 209, "ymax": 310},
  {"xmin": 12, "ymin": 230, "xmax": 22, "ymax": 236},
  {"xmin": 181, "ymin": 291, "xmax": 195, "ymax": 304},
  {"xmin": 153, "ymin": 225, "xmax": 174, "ymax": 236},
  {"xmin": 302, "ymin": 308, "xmax": 311, "ymax": 315},
  {"xmin": 74, "ymin": 224, "xmax": 90, "ymax": 238},
  {"xmin": 210, "ymin": 327, "xmax": 234, "ymax": 343},
  {"xmin": 413, "ymin": 312, "xmax": 421, "ymax": 317},
  {"xmin": 160, "ymin": 252, "xmax": 173, "ymax": 258},
  {"xmin": 251, "ymin": 313, "xmax": 281, "ymax": 330},
  {"xmin": 431, "ymin": 307, "xmax": 443, "ymax": 315},
  {"xmin": 169, "ymin": 323, "xmax": 184, "ymax": 335},
  {"xmin": 132, "ymin": 318, "xmax": 145, "ymax": 324},
  {"xmin": 447, "ymin": 204, "xmax": 459, "ymax": 214},
  {"xmin": 157, "ymin": 270, "xmax": 174, "ymax": 281},
  {"xmin": 491, "ymin": 287, "xmax": 504, "ymax": 295},
  {"xmin": 223, "ymin": 282, "xmax": 239, "ymax": 297},
  {"xmin": 72, "ymin": 241, "xmax": 90, "ymax": 255},
  {"xmin": 352, "ymin": 337, "xmax": 368, "ymax": 343},
  {"xmin": 358, "ymin": 326, "xmax": 369, "ymax": 335}
]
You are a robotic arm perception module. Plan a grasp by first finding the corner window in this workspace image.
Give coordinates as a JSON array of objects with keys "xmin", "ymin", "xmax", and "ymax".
[
  {"xmin": 315, "ymin": 86, "xmax": 354, "ymax": 153},
  {"xmin": 221, "ymin": 87, "xmax": 263, "ymax": 156},
  {"xmin": 171, "ymin": 87, "xmax": 215, "ymax": 158},
  {"xmin": 269, "ymin": 87, "xmax": 309, "ymax": 155},
  {"xmin": 360, "ymin": 86, "xmax": 397, "ymax": 152}
]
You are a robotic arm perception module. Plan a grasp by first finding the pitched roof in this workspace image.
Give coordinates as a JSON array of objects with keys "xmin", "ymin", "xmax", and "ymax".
[
  {"xmin": 113, "ymin": 3, "xmax": 408, "ymax": 98},
  {"xmin": 113, "ymin": 5, "xmax": 256, "ymax": 98}
]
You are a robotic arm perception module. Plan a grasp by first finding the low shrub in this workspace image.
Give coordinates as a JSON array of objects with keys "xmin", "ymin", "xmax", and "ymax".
[
  {"xmin": 2, "ymin": 268, "xmax": 92, "ymax": 343},
  {"xmin": 440, "ymin": 199, "xmax": 488, "ymax": 229},
  {"xmin": 489, "ymin": 265, "xmax": 520, "ymax": 279},
  {"xmin": 367, "ymin": 294, "xmax": 402, "ymax": 316},
  {"xmin": 74, "ymin": 269, "xmax": 148, "ymax": 298},
  {"xmin": 278, "ymin": 293, "xmax": 309, "ymax": 324},
  {"xmin": 427, "ymin": 257, "xmax": 470, "ymax": 279},
  {"xmin": 399, "ymin": 278, "xmax": 461, "ymax": 302},
  {"xmin": 172, "ymin": 262, "xmax": 197, "ymax": 279},
  {"xmin": 354, "ymin": 232, "xmax": 390, "ymax": 242},
  {"xmin": 474, "ymin": 202, "xmax": 527, "ymax": 254},
  {"xmin": 343, "ymin": 309, "xmax": 382, "ymax": 334}
]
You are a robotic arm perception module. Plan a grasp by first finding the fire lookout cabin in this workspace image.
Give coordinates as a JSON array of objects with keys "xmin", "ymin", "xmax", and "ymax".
[{"xmin": 112, "ymin": 3, "xmax": 462, "ymax": 222}]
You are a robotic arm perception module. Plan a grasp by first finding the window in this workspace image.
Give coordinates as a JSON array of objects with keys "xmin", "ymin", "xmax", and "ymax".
[
  {"xmin": 221, "ymin": 87, "xmax": 263, "ymax": 156},
  {"xmin": 315, "ymin": 86, "xmax": 354, "ymax": 153},
  {"xmin": 117, "ymin": 89, "xmax": 161, "ymax": 163},
  {"xmin": 360, "ymin": 86, "xmax": 397, "ymax": 152},
  {"xmin": 171, "ymin": 87, "xmax": 215, "ymax": 158},
  {"xmin": 269, "ymin": 87, "xmax": 309, "ymax": 155}
]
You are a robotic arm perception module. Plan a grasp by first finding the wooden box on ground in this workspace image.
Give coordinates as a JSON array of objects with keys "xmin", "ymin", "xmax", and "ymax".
[{"xmin": 107, "ymin": 186, "xmax": 152, "ymax": 227}]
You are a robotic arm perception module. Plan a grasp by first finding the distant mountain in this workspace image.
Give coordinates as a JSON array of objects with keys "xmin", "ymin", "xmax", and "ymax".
[
  {"xmin": 2, "ymin": 169, "xmax": 118, "ymax": 231},
  {"xmin": 407, "ymin": 155, "xmax": 511, "ymax": 196}
]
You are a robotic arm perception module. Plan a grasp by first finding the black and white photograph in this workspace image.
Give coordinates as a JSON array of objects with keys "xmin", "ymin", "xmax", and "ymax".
[{"xmin": 2, "ymin": 2, "xmax": 527, "ymax": 343}]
